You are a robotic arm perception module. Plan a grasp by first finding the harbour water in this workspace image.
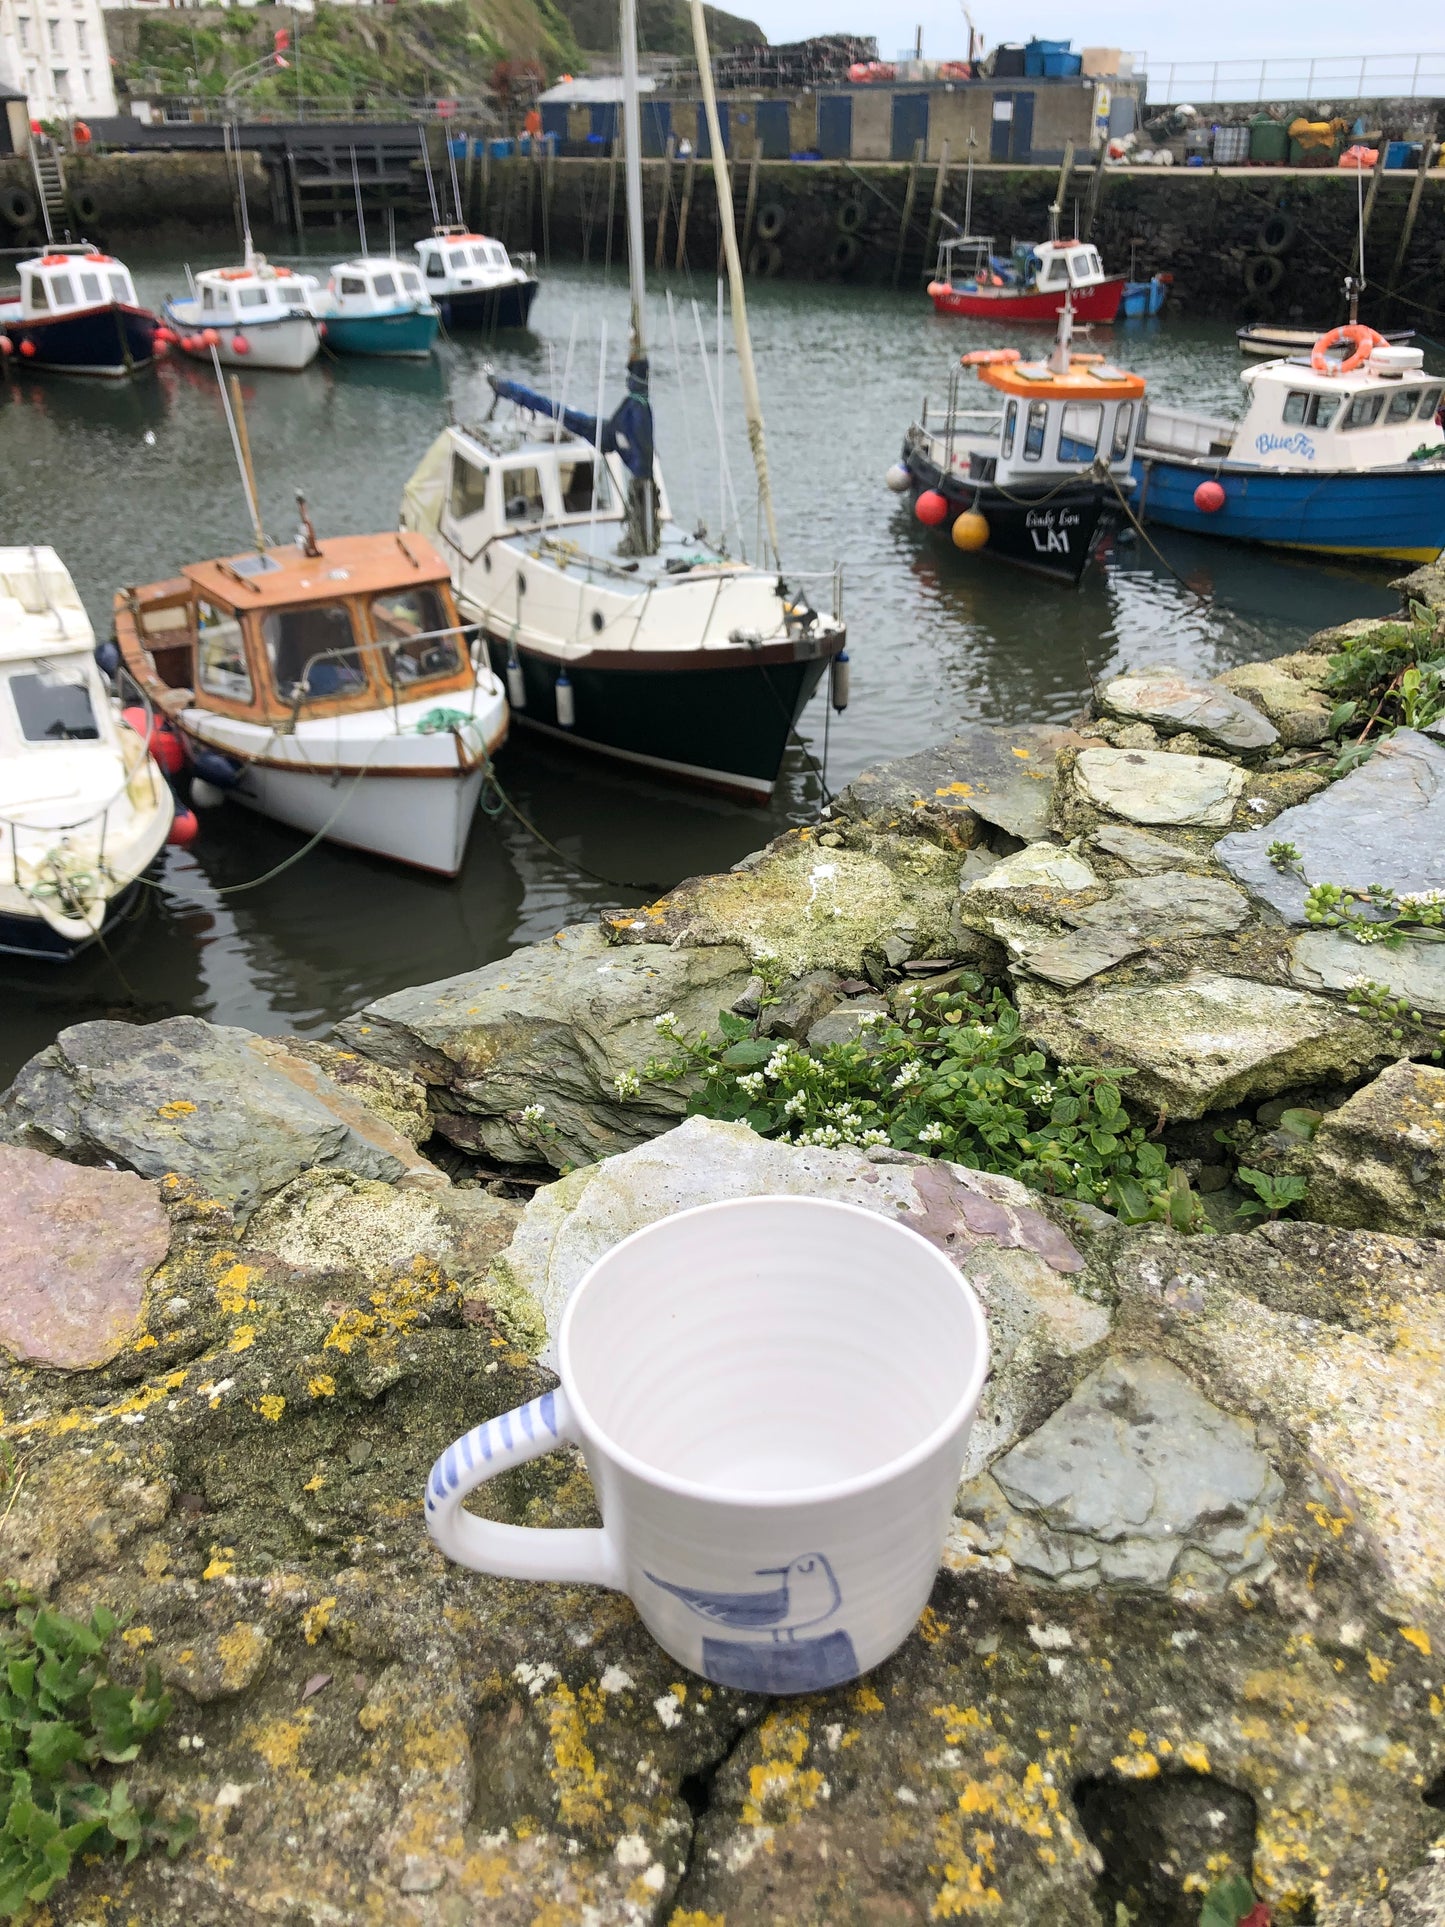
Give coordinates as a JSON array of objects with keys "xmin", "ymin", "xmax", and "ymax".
[{"xmin": 0, "ymin": 248, "xmax": 1414, "ymax": 1079}]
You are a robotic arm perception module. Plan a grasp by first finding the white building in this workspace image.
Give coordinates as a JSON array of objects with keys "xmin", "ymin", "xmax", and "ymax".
[{"xmin": 0, "ymin": 0, "xmax": 117, "ymax": 122}]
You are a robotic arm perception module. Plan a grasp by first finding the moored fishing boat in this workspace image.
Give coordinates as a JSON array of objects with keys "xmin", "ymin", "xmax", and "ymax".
[
  {"xmin": 0, "ymin": 246, "xmax": 159, "ymax": 377},
  {"xmin": 1, "ymin": 546, "xmax": 175, "ymax": 961},
  {"xmin": 162, "ymin": 252, "xmax": 321, "ymax": 372},
  {"xmin": 928, "ymin": 234, "xmax": 1128, "ymax": 324},
  {"xmin": 414, "ymin": 226, "xmax": 539, "ymax": 332},
  {"xmin": 892, "ymin": 300, "xmax": 1145, "ymax": 584},
  {"xmin": 114, "ymin": 508, "xmax": 508, "ymax": 876},
  {"xmin": 1135, "ymin": 325, "xmax": 1445, "ymax": 563},
  {"xmin": 310, "ymin": 255, "xmax": 439, "ymax": 359},
  {"xmin": 1237, "ymin": 320, "xmax": 1414, "ymax": 358}
]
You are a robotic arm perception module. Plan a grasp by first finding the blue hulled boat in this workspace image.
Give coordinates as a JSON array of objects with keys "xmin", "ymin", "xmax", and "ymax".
[
  {"xmin": 0, "ymin": 247, "xmax": 158, "ymax": 377},
  {"xmin": 1135, "ymin": 327, "xmax": 1445, "ymax": 563},
  {"xmin": 1119, "ymin": 274, "xmax": 1170, "ymax": 319},
  {"xmin": 312, "ymin": 256, "xmax": 439, "ymax": 359}
]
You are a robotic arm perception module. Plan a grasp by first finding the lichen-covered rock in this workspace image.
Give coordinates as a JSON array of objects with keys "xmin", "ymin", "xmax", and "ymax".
[
  {"xmin": 1216, "ymin": 728, "xmax": 1445, "ymax": 923},
  {"xmin": 1089, "ymin": 822, "xmax": 1212, "ymax": 875},
  {"xmin": 1061, "ymin": 872, "xmax": 1251, "ymax": 943},
  {"xmin": 340, "ymin": 923, "xmax": 753, "ymax": 1170},
  {"xmin": 1100, "ymin": 669, "xmax": 1279, "ymax": 752},
  {"xmin": 1216, "ymin": 653, "xmax": 1335, "ymax": 746},
  {"xmin": 1016, "ymin": 972, "xmax": 1389, "ymax": 1117},
  {"xmin": 599, "ymin": 827, "xmax": 964, "ymax": 977},
  {"xmin": 1072, "ymin": 748, "xmax": 1247, "ymax": 828},
  {"xmin": 0, "ymin": 1144, "xmax": 168, "ymax": 1369},
  {"xmin": 834, "ymin": 723, "xmax": 1080, "ymax": 845},
  {"xmin": 0, "ymin": 1017, "xmax": 436, "ymax": 1223},
  {"xmin": 965, "ymin": 841, "xmax": 1098, "ymax": 894},
  {"xmin": 1288, "ymin": 927, "xmax": 1445, "ymax": 1019},
  {"xmin": 1303, "ymin": 1059, "xmax": 1445, "ymax": 1239},
  {"xmin": 282, "ymin": 1037, "xmax": 433, "ymax": 1146}
]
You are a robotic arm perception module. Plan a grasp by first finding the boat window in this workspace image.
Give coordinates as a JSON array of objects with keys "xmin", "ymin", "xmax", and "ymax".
[
  {"xmin": 485, "ymin": 245, "xmax": 509, "ymax": 269},
  {"xmin": 424, "ymin": 252, "xmax": 445, "ymax": 279},
  {"xmin": 558, "ymin": 458, "xmax": 611, "ymax": 514},
  {"xmin": 1419, "ymin": 387, "xmax": 1442, "ymax": 420},
  {"xmin": 1282, "ymin": 391, "xmax": 1309, "ymax": 424},
  {"xmin": 237, "ymin": 286, "xmax": 269, "ymax": 310},
  {"xmin": 24, "ymin": 274, "xmax": 47, "ymax": 311},
  {"xmin": 1058, "ymin": 401, "xmax": 1103, "ymax": 462},
  {"xmin": 79, "ymin": 271, "xmax": 102, "ymax": 303},
  {"xmin": 1040, "ymin": 259, "xmax": 1067, "ymax": 286},
  {"xmin": 503, "ymin": 466, "xmax": 545, "ymax": 521},
  {"xmin": 107, "ymin": 272, "xmax": 130, "ymax": 303},
  {"xmin": 372, "ymin": 271, "xmax": 396, "ymax": 298},
  {"xmin": 448, "ymin": 455, "xmax": 489, "ymax": 521},
  {"xmin": 340, "ymin": 276, "xmax": 367, "ymax": 297},
  {"xmin": 196, "ymin": 601, "xmax": 253, "ymax": 703},
  {"xmin": 262, "ymin": 603, "xmax": 367, "ymax": 702},
  {"xmin": 1067, "ymin": 253, "xmax": 1095, "ymax": 285},
  {"xmin": 1110, "ymin": 401, "xmax": 1135, "ymax": 460},
  {"xmin": 1000, "ymin": 400, "xmax": 1017, "ymax": 459},
  {"xmin": 1022, "ymin": 401, "xmax": 1049, "ymax": 461},
  {"xmin": 372, "ymin": 585, "xmax": 461, "ymax": 685},
  {"xmin": 201, "ymin": 285, "xmax": 215, "ymax": 311},
  {"xmin": 449, "ymin": 249, "xmax": 470, "ymax": 271},
  {"xmin": 1285, "ymin": 392, "xmax": 1342, "ymax": 428},
  {"xmin": 1343, "ymin": 393, "xmax": 1385, "ymax": 428},
  {"xmin": 49, "ymin": 273, "xmax": 76, "ymax": 307},
  {"xmin": 400, "ymin": 270, "xmax": 423, "ymax": 295},
  {"xmin": 8, "ymin": 663, "xmax": 99, "ymax": 742},
  {"xmin": 141, "ymin": 604, "xmax": 190, "ymax": 637},
  {"xmin": 1386, "ymin": 388, "xmax": 1420, "ymax": 423}
]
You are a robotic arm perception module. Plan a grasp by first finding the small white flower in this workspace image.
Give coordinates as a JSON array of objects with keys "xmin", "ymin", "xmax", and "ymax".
[
  {"xmin": 861, "ymin": 1128, "xmax": 889, "ymax": 1147},
  {"xmin": 855, "ymin": 1009, "xmax": 885, "ymax": 1028},
  {"xmin": 613, "ymin": 1069, "xmax": 641, "ymax": 1100},
  {"xmin": 752, "ymin": 945, "xmax": 779, "ymax": 963},
  {"xmin": 892, "ymin": 1060, "xmax": 924, "ymax": 1090},
  {"xmin": 782, "ymin": 1091, "xmax": 807, "ymax": 1118},
  {"xmin": 764, "ymin": 1045, "xmax": 793, "ymax": 1081},
  {"xmin": 1399, "ymin": 889, "xmax": 1445, "ymax": 908},
  {"xmin": 917, "ymin": 1121, "xmax": 945, "ymax": 1145},
  {"xmin": 652, "ymin": 1010, "xmax": 679, "ymax": 1033},
  {"xmin": 521, "ymin": 1102, "xmax": 547, "ymax": 1125},
  {"xmin": 1030, "ymin": 1083, "xmax": 1056, "ymax": 1106},
  {"xmin": 736, "ymin": 1071, "xmax": 766, "ymax": 1097}
]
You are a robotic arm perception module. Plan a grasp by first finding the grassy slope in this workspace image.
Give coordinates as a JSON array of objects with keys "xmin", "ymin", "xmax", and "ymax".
[{"xmin": 557, "ymin": 0, "xmax": 763, "ymax": 56}]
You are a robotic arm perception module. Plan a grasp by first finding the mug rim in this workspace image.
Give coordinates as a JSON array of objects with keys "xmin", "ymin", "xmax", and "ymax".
[{"xmin": 555, "ymin": 1193, "xmax": 991, "ymax": 1510}]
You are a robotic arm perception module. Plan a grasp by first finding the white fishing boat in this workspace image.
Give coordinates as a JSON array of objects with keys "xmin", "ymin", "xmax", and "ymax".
[
  {"xmin": 115, "ymin": 506, "xmax": 509, "ymax": 877},
  {"xmin": 308, "ymin": 255, "xmax": 439, "ymax": 359},
  {"xmin": 414, "ymin": 226, "xmax": 539, "ymax": 332},
  {"xmin": 0, "ymin": 546, "xmax": 175, "ymax": 961},
  {"xmin": 162, "ymin": 251, "xmax": 321, "ymax": 372},
  {"xmin": 399, "ymin": 0, "xmax": 846, "ymax": 801}
]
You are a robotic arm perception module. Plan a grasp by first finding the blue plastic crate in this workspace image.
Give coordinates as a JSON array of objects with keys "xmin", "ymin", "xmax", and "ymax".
[{"xmin": 1042, "ymin": 51, "xmax": 1082, "ymax": 75}]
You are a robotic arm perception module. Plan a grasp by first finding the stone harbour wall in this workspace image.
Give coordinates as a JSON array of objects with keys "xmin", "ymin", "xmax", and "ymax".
[{"xmin": 2, "ymin": 565, "xmax": 1445, "ymax": 1922}]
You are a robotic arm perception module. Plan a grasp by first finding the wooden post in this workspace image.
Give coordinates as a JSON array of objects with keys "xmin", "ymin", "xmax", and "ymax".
[
  {"xmin": 654, "ymin": 134, "xmax": 675, "ymax": 270},
  {"xmin": 1052, "ymin": 138, "xmax": 1074, "ymax": 236},
  {"xmin": 1082, "ymin": 149, "xmax": 1108, "ymax": 240},
  {"xmin": 1388, "ymin": 138, "xmax": 1437, "ymax": 292},
  {"xmin": 893, "ymin": 137, "xmax": 924, "ymax": 289},
  {"xmin": 1361, "ymin": 137, "xmax": 1389, "ymax": 238},
  {"xmin": 924, "ymin": 137, "xmax": 950, "ymax": 272},
  {"xmin": 674, "ymin": 147, "xmax": 696, "ymax": 271},
  {"xmin": 739, "ymin": 152, "xmax": 760, "ymax": 272},
  {"xmin": 604, "ymin": 138, "xmax": 618, "ymax": 277}
]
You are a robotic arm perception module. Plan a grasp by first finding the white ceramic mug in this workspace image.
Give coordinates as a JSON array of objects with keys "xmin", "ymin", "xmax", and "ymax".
[{"xmin": 425, "ymin": 1196, "xmax": 990, "ymax": 1693}]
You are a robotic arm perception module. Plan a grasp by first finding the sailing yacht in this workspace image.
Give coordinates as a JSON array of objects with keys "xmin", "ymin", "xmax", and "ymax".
[{"xmin": 398, "ymin": 0, "xmax": 846, "ymax": 801}]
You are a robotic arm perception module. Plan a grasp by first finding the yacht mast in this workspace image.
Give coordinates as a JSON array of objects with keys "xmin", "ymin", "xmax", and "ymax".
[
  {"xmin": 619, "ymin": 0, "xmax": 658, "ymax": 553},
  {"xmin": 689, "ymin": 0, "xmax": 781, "ymax": 567}
]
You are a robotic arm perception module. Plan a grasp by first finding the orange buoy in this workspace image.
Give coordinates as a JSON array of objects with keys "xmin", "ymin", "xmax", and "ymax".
[
  {"xmin": 232, "ymin": 333, "xmax": 250, "ymax": 354},
  {"xmin": 951, "ymin": 510, "xmax": 990, "ymax": 551},
  {"xmin": 1311, "ymin": 323, "xmax": 1387, "ymax": 375},
  {"xmin": 167, "ymin": 808, "xmax": 200, "ymax": 848},
  {"xmin": 960, "ymin": 347, "xmax": 1021, "ymax": 367},
  {"xmin": 1194, "ymin": 480, "xmax": 1226, "ymax": 513},
  {"xmin": 915, "ymin": 490, "xmax": 949, "ymax": 526},
  {"xmin": 18, "ymin": 338, "xmax": 35, "ymax": 358}
]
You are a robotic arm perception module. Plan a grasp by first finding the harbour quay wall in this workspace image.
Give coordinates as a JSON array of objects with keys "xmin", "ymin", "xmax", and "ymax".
[{"xmin": 1, "ymin": 149, "xmax": 1441, "ymax": 329}]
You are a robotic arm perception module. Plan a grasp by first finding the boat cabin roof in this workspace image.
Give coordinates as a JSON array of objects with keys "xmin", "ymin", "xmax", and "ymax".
[
  {"xmin": 0, "ymin": 546, "xmax": 93, "ymax": 663},
  {"xmin": 331, "ymin": 256, "xmax": 424, "ymax": 283},
  {"xmin": 16, "ymin": 250, "xmax": 136, "ymax": 315},
  {"xmin": 195, "ymin": 258, "xmax": 308, "ymax": 293},
  {"xmin": 979, "ymin": 354, "xmax": 1146, "ymax": 401},
  {"xmin": 416, "ymin": 231, "xmax": 511, "ymax": 262},
  {"xmin": 183, "ymin": 531, "xmax": 450, "ymax": 613}
]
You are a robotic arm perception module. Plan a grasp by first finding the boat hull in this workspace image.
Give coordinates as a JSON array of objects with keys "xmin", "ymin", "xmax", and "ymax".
[
  {"xmin": 163, "ymin": 301, "xmax": 320, "ymax": 371},
  {"xmin": 484, "ymin": 636, "xmax": 836, "ymax": 801},
  {"xmin": 1119, "ymin": 277, "xmax": 1167, "ymax": 319},
  {"xmin": 1133, "ymin": 455, "xmax": 1445, "ymax": 563},
  {"xmin": 1236, "ymin": 322, "xmax": 1414, "ymax": 359},
  {"xmin": 437, "ymin": 279, "xmax": 539, "ymax": 332},
  {"xmin": 324, "ymin": 308, "xmax": 439, "ymax": 358},
  {"xmin": 0, "ymin": 302, "xmax": 158, "ymax": 376},
  {"xmin": 220, "ymin": 759, "xmax": 488, "ymax": 875},
  {"xmin": 0, "ymin": 875, "xmax": 151, "ymax": 963},
  {"xmin": 928, "ymin": 277, "xmax": 1126, "ymax": 323},
  {"xmin": 901, "ymin": 440, "xmax": 1116, "ymax": 584}
]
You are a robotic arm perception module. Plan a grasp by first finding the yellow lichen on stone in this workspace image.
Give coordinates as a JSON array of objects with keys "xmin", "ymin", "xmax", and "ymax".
[
  {"xmin": 541, "ymin": 1681, "xmax": 611, "ymax": 1832},
  {"xmin": 853, "ymin": 1685, "xmax": 885, "ymax": 1715},
  {"xmin": 1178, "ymin": 1741, "xmax": 1211, "ymax": 1773},
  {"xmin": 919, "ymin": 1606, "xmax": 949, "ymax": 1645},
  {"xmin": 1110, "ymin": 1750, "xmax": 1160, "ymax": 1780},
  {"xmin": 303, "ymin": 1597, "xmax": 337, "ymax": 1645},
  {"xmin": 243, "ymin": 1712, "xmax": 312, "ymax": 1773},
  {"xmin": 213, "ymin": 1261, "xmax": 263, "ymax": 1318},
  {"xmin": 1401, "ymin": 1626, "xmax": 1433, "ymax": 1656},
  {"xmin": 308, "ymin": 1375, "xmax": 336, "ymax": 1399},
  {"xmin": 121, "ymin": 1626, "xmax": 154, "ymax": 1649},
  {"xmin": 229, "ymin": 1325, "xmax": 256, "ymax": 1353},
  {"xmin": 740, "ymin": 1709, "xmax": 826, "ymax": 1830},
  {"xmin": 156, "ymin": 1100, "xmax": 197, "ymax": 1118},
  {"xmin": 669, "ymin": 1913, "xmax": 726, "ymax": 1926},
  {"xmin": 1368, "ymin": 1652, "xmax": 1392, "ymax": 1684},
  {"xmin": 322, "ymin": 1261, "xmax": 448, "ymax": 1356},
  {"xmin": 202, "ymin": 1547, "xmax": 235, "ymax": 1580},
  {"xmin": 216, "ymin": 1623, "xmax": 270, "ymax": 1692},
  {"xmin": 257, "ymin": 1395, "xmax": 285, "ymax": 1422},
  {"xmin": 133, "ymin": 1334, "xmax": 157, "ymax": 1352}
]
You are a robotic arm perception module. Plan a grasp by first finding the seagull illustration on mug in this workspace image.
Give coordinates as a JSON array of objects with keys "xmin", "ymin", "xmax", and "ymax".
[{"xmin": 644, "ymin": 1553, "xmax": 860, "ymax": 1693}]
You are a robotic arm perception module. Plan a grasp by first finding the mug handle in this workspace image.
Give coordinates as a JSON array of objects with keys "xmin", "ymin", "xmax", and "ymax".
[{"xmin": 424, "ymin": 1387, "xmax": 623, "ymax": 1588}]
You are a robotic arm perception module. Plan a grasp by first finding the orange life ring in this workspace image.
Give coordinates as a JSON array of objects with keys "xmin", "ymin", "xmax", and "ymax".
[
  {"xmin": 960, "ymin": 347, "xmax": 1021, "ymax": 366},
  {"xmin": 1311, "ymin": 322, "xmax": 1388, "ymax": 375}
]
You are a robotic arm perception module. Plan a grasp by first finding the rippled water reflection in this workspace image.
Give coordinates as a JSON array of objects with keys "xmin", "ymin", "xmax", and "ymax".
[{"xmin": 0, "ymin": 249, "xmax": 1415, "ymax": 1078}]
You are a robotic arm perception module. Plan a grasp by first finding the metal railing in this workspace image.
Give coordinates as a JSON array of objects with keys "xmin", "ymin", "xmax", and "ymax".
[{"xmin": 1142, "ymin": 52, "xmax": 1445, "ymax": 106}]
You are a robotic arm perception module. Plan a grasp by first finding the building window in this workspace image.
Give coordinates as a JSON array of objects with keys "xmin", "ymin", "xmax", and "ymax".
[
  {"xmin": 46, "ymin": 17, "xmax": 61, "ymax": 51},
  {"xmin": 81, "ymin": 66, "xmax": 90, "ymax": 93},
  {"xmin": 75, "ymin": 18, "xmax": 86, "ymax": 53},
  {"xmin": 17, "ymin": 16, "xmax": 30, "ymax": 50},
  {"xmin": 52, "ymin": 67, "xmax": 69, "ymax": 100}
]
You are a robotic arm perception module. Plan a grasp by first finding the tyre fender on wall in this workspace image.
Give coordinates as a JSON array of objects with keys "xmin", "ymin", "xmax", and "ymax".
[
  {"xmin": 1242, "ymin": 253, "xmax": 1285, "ymax": 296},
  {"xmin": 1256, "ymin": 211, "xmax": 1297, "ymax": 256},
  {"xmin": 747, "ymin": 240, "xmax": 783, "ymax": 278},
  {"xmin": 755, "ymin": 201, "xmax": 786, "ymax": 243},
  {"xmin": 835, "ymin": 198, "xmax": 866, "ymax": 236},
  {"xmin": 71, "ymin": 187, "xmax": 100, "ymax": 225},
  {"xmin": 1, "ymin": 184, "xmax": 37, "ymax": 229},
  {"xmin": 830, "ymin": 235, "xmax": 862, "ymax": 274}
]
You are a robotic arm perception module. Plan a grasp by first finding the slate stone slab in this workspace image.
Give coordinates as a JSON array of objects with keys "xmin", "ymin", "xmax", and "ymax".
[
  {"xmin": 1074, "ymin": 749, "xmax": 1246, "ymax": 828},
  {"xmin": 1216, "ymin": 728, "xmax": 1445, "ymax": 925},
  {"xmin": 1, "ymin": 1017, "xmax": 428, "ymax": 1224},
  {"xmin": 1101, "ymin": 670, "xmax": 1279, "ymax": 752},
  {"xmin": 1089, "ymin": 824, "xmax": 1205, "ymax": 874},
  {"xmin": 1288, "ymin": 928, "xmax": 1445, "ymax": 1020},
  {"xmin": 1015, "ymin": 971, "xmax": 1389, "ymax": 1117},
  {"xmin": 1306, "ymin": 1060, "xmax": 1445, "ymax": 1240},
  {"xmin": 964, "ymin": 844, "xmax": 1098, "ymax": 894},
  {"xmin": 837, "ymin": 724, "xmax": 1081, "ymax": 844},
  {"xmin": 1015, "ymin": 929, "xmax": 1143, "ymax": 989},
  {"xmin": 0, "ymin": 1145, "xmax": 167, "ymax": 1369},
  {"xmin": 1063, "ymin": 872, "xmax": 1250, "ymax": 943}
]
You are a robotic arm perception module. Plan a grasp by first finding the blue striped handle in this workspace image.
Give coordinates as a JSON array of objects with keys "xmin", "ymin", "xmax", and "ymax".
[{"xmin": 424, "ymin": 1386, "xmax": 622, "ymax": 1588}]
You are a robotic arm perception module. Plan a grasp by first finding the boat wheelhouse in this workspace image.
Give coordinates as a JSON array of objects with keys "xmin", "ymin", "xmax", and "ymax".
[
  {"xmin": 897, "ymin": 316, "xmax": 1145, "ymax": 582},
  {"xmin": 115, "ymin": 524, "xmax": 508, "ymax": 875},
  {"xmin": 312, "ymin": 257, "xmax": 438, "ymax": 359},
  {"xmin": 413, "ymin": 227, "xmax": 539, "ymax": 332},
  {"xmin": 402, "ymin": 381, "xmax": 845, "ymax": 800},
  {"xmin": 0, "ymin": 246, "xmax": 158, "ymax": 377},
  {"xmin": 928, "ymin": 236, "xmax": 1127, "ymax": 325},
  {"xmin": 163, "ymin": 254, "xmax": 321, "ymax": 372},
  {"xmin": 0, "ymin": 546, "xmax": 174, "ymax": 960},
  {"xmin": 1135, "ymin": 331, "xmax": 1445, "ymax": 562}
]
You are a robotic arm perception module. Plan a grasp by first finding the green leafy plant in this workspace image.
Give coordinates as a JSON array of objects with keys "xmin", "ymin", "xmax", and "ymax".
[
  {"xmin": 0, "ymin": 1591, "xmax": 193, "ymax": 1916},
  {"xmin": 641, "ymin": 980, "xmax": 1189, "ymax": 1221},
  {"xmin": 1323, "ymin": 602, "xmax": 1445, "ymax": 749},
  {"xmin": 1342, "ymin": 978, "xmax": 1444, "ymax": 1060},
  {"xmin": 1266, "ymin": 839, "xmax": 1301, "ymax": 873},
  {"xmin": 1236, "ymin": 1167, "xmax": 1308, "ymax": 1221},
  {"xmin": 1303, "ymin": 880, "xmax": 1445, "ymax": 947},
  {"xmin": 1199, "ymin": 1871, "xmax": 1269, "ymax": 1925}
]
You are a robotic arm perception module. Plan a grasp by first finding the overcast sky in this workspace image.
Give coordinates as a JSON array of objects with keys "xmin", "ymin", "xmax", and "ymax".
[{"xmin": 752, "ymin": 0, "xmax": 1387, "ymax": 72}]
